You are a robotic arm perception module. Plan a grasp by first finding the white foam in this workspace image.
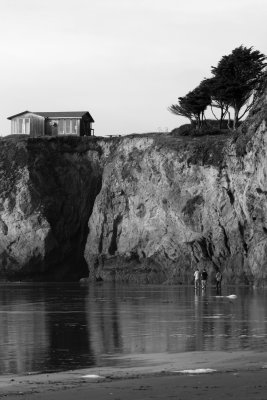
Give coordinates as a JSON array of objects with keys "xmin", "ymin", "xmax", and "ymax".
[
  {"xmin": 174, "ymin": 369, "xmax": 216, "ymax": 374},
  {"xmin": 214, "ymin": 294, "xmax": 237, "ymax": 299},
  {"xmin": 227, "ymin": 294, "xmax": 237, "ymax": 299},
  {"xmin": 81, "ymin": 374, "xmax": 105, "ymax": 379}
]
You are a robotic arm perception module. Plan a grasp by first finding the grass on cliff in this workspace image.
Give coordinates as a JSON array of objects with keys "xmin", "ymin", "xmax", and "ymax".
[
  {"xmin": 125, "ymin": 124, "xmax": 233, "ymax": 168},
  {"xmin": 157, "ymin": 132, "xmax": 231, "ymax": 168}
]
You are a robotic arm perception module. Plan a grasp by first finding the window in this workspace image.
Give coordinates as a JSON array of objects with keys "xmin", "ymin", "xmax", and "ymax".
[
  {"xmin": 25, "ymin": 119, "xmax": 30, "ymax": 134},
  {"xmin": 19, "ymin": 119, "xmax": 23, "ymax": 133},
  {"xmin": 57, "ymin": 119, "xmax": 78, "ymax": 134},
  {"xmin": 58, "ymin": 120, "xmax": 64, "ymax": 134},
  {"xmin": 66, "ymin": 120, "xmax": 70, "ymax": 134},
  {"xmin": 15, "ymin": 118, "xmax": 30, "ymax": 134},
  {"xmin": 71, "ymin": 119, "xmax": 77, "ymax": 133}
]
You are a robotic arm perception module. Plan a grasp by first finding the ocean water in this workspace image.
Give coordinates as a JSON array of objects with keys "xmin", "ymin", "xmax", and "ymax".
[{"xmin": 0, "ymin": 282, "xmax": 266, "ymax": 375}]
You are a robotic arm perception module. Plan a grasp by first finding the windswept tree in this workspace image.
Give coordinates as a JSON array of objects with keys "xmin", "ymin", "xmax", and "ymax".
[
  {"xmin": 201, "ymin": 77, "xmax": 231, "ymax": 129},
  {"xmin": 169, "ymin": 82, "xmax": 211, "ymax": 129},
  {"xmin": 185, "ymin": 84, "xmax": 211, "ymax": 129},
  {"xmin": 168, "ymin": 96, "xmax": 195, "ymax": 125},
  {"xmin": 211, "ymin": 45, "xmax": 266, "ymax": 129}
]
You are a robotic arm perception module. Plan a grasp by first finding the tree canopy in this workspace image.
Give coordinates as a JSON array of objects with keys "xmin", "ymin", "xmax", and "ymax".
[
  {"xmin": 169, "ymin": 81, "xmax": 211, "ymax": 129},
  {"xmin": 169, "ymin": 45, "xmax": 266, "ymax": 131}
]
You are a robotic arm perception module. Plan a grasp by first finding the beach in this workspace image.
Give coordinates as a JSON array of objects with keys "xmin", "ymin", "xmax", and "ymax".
[{"xmin": 1, "ymin": 350, "xmax": 266, "ymax": 399}]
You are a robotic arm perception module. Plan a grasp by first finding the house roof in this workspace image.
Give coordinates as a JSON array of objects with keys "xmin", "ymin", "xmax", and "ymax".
[
  {"xmin": 7, "ymin": 110, "xmax": 31, "ymax": 120},
  {"xmin": 34, "ymin": 112, "xmax": 94, "ymax": 120},
  {"xmin": 7, "ymin": 111, "xmax": 94, "ymax": 122}
]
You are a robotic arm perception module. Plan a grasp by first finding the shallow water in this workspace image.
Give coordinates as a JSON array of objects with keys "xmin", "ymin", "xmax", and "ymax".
[{"xmin": 0, "ymin": 283, "xmax": 266, "ymax": 375}]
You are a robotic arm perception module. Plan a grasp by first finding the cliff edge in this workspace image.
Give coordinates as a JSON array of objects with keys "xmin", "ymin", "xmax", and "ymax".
[{"xmin": 1, "ymin": 84, "xmax": 267, "ymax": 284}]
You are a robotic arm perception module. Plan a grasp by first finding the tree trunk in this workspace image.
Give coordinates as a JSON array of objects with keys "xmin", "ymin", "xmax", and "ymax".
[
  {"xmin": 233, "ymin": 107, "xmax": 239, "ymax": 130},
  {"xmin": 227, "ymin": 111, "xmax": 232, "ymax": 130},
  {"xmin": 219, "ymin": 108, "xmax": 224, "ymax": 129},
  {"xmin": 195, "ymin": 114, "xmax": 200, "ymax": 130}
]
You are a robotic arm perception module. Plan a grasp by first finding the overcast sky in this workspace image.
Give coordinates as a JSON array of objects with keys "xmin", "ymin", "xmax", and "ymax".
[{"xmin": 1, "ymin": 0, "xmax": 267, "ymax": 136}]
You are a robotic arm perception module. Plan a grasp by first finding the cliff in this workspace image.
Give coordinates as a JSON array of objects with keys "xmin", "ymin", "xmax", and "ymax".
[
  {"xmin": 84, "ymin": 86, "xmax": 267, "ymax": 286},
  {"xmin": 1, "ymin": 85, "xmax": 267, "ymax": 284},
  {"xmin": 0, "ymin": 136, "xmax": 110, "ymax": 280}
]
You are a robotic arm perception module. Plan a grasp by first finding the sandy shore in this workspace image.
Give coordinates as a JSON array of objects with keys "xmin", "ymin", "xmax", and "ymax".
[{"xmin": 0, "ymin": 350, "xmax": 267, "ymax": 399}]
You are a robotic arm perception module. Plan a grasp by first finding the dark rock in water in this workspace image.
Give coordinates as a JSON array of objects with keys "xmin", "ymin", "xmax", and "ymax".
[{"xmin": 1, "ymin": 83, "xmax": 267, "ymax": 284}]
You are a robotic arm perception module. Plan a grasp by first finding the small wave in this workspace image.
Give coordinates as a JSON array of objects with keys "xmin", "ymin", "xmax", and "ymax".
[{"xmin": 174, "ymin": 369, "xmax": 216, "ymax": 374}]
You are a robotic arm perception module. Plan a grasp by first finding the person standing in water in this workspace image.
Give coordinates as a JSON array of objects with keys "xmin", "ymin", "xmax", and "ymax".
[
  {"xmin": 201, "ymin": 268, "xmax": 208, "ymax": 290},
  {"xmin": 194, "ymin": 268, "xmax": 201, "ymax": 289}
]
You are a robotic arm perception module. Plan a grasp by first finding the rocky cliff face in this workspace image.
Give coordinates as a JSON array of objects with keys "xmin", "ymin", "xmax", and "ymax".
[
  {"xmin": 1, "ymin": 86, "xmax": 267, "ymax": 284},
  {"xmin": 84, "ymin": 87, "xmax": 267, "ymax": 286},
  {"xmin": 0, "ymin": 136, "xmax": 110, "ymax": 280}
]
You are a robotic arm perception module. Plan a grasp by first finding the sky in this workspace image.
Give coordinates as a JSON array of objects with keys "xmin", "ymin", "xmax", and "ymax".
[{"xmin": 1, "ymin": 0, "xmax": 267, "ymax": 136}]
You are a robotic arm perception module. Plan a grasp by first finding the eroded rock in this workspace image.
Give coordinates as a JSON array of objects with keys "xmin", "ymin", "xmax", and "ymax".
[{"xmin": 84, "ymin": 86, "xmax": 267, "ymax": 285}]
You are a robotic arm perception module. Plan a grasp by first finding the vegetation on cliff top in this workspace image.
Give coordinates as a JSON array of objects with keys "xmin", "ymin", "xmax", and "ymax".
[{"xmin": 169, "ymin": 45, "xmax": 266, "ymax": 131}]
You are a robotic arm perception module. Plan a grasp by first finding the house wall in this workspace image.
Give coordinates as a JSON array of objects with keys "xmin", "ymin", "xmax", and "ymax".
[
  {"xmin": 80, "ymin": 115, "xmax": 93, "ymax": 136},
  {"xmin": 11, "ymin": 113, "xmax": 45, "ymax": 137},
  {"xmin": 44, "ymin": 119, "xmax": 53, "ymax": 136},
  {"xmin": 10, "ymin": 113, "xmax": 94, "ymax": 137},
  {"xmin": 45, "ymin": 119, "xmax": 81, "ymax": 136}
]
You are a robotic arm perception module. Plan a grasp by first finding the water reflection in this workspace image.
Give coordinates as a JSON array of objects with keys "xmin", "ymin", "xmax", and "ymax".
[
  {"xmin": 44, "ymin": 285, "xmax": 95, "ymax": 371},
  {"xmin": 0, "ymin": 284, "xmax": 94, "ymax": 374},
  {"xmin": 0, "ymin": 283, "xmax": 266, "ymax": 375}
]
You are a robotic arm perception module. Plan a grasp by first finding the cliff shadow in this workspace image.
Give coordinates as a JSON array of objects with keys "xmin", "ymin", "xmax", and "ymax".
[{"xmin": 25, "ymin": 137, "xmax": 103, "ymax": 281}]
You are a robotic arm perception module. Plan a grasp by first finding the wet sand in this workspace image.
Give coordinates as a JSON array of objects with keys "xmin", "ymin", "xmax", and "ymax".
[{"xmin": 0, "ymin": 351, "xmax": 266, "ymax": 399}]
